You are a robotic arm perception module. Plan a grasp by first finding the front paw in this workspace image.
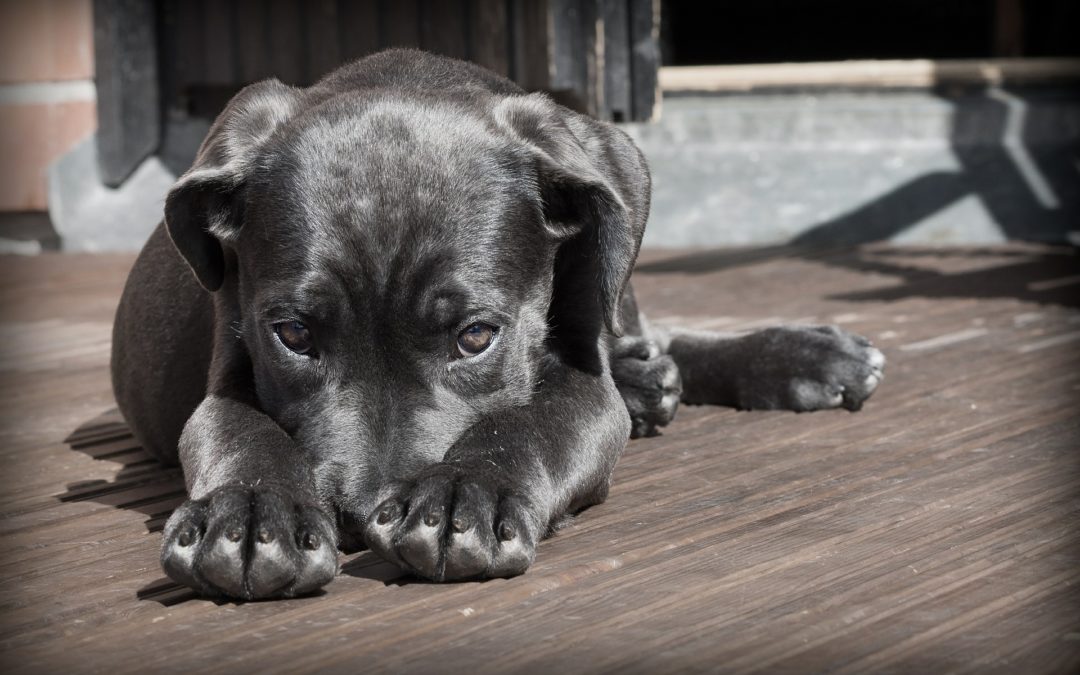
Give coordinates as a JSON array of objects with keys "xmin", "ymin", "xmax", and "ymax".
[
  {"xmin": 744, "ymin": 325, "xmax": 885, "ymax": 412},
  {"xmin": 161, "ymin": 485, "xmax": 338, "ymax": 599},
  {"xmin": 364, "ymin": 464, "xmax": 539, "ymax": 581}
]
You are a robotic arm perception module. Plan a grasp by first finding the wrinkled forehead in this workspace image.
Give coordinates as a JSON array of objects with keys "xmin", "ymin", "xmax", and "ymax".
[
  {"xmin": 240, "ymin": 95, "xmax": 549, "ymax": 313},
  {"xmin": 281, "ymin": 95, "xmax": 528, "ymax": 219},
  {"xmin": 255, "ymin": 97, "xmax": 541, "ymax": 242}
]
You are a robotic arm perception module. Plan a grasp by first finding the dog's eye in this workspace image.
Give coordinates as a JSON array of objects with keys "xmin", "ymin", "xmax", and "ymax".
[
  {"xmin": 457, "ymin": 322, "xmax": 497, "ymax": 357},
  {"xmin": 274, "ymin": 320, "xmax": 314, "ymax": 355}
]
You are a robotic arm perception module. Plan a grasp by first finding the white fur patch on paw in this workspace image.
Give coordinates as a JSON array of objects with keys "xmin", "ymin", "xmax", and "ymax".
[{"xmin": 867, "ymin": 347, "xmax": 886, "ymax": 369}]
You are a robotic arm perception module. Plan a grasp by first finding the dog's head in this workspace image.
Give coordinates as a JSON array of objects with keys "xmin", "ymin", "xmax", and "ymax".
[{"xmin": 164, "ymin": 76, "xmax": 648, "ymax": 534}]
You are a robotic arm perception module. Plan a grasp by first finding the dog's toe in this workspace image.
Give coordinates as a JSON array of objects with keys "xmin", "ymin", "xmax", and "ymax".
[
  {"xmin": 867, "ymin": 346, "xmax": 886, "ymax": 370},
  {"xmin": 442, "ymin": 481, "xmax": 498, "ymax": 579}
]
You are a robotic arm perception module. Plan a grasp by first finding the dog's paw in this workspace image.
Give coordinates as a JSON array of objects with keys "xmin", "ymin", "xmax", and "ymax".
[
  {"xmin": 611, "ymin": 336, "xmax": 682, "ymax": 438},
  {"xmin": 741, "ymin": 325, "xmax": 885, "ymax": 412},
  {"xmin": 161, "ymin": 485, "xmax": 337, "ymax": 600},
  {"xmin": 364, "ymin": 464, "xmax": 540, "ymax": 581}
]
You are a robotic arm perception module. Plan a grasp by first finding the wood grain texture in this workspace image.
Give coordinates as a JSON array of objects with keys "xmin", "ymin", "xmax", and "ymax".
[{"xmin": 0, "ymin": 245, "xmax": 1077, "ymax": 673}]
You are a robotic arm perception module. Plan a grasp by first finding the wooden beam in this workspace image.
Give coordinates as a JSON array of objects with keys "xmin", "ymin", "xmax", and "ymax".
[
  {"xmin": 600, "ymin": 0, "xmax": 632, "ymax": 122},
  {"xmin": 420, "ymin": 0, "xmax": 468, "ymax": 60},
  {"xmin": 509, "ymin": 0, "xmax": 549, "ymax": 92},
  {"xmin": 628, "ymin": 0, "xmax": 659, "ymax": 121},
  {"xmin": 470, "ymin": 0, "xmax": 511, "ymax": 77},
  {"xmin": 547, "ymin": 0, "xmax": 597, "ymax": 116},
  {"xmin": 658, "ymin": 58, "xmax": 1080, "ymax": 92},
  {"xmin": 93, "ymin": 0, "xmax": 160, "ymax": 187}
]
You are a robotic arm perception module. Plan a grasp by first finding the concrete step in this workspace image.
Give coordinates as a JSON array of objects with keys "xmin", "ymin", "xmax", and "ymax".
[{"xmin": 624, "ymin": 88, "xmax": 1080, "ymax": 246}]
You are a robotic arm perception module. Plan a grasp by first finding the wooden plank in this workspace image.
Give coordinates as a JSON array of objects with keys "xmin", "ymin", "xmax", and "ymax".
[
  {"xmin": 338, "ymin": 0, "xmax": 380, "ymax": 64},
  {"xmin": 92, "ymin": 0, "xmax": 161, "ymax": 186},
  {"xmin": 658, "ymin": 58, "xmax": 1080, "ymax": 93},
  {"xmin": 509, "ymin": 0, "xmax": 549, "ymax": 91},
  {"xmin": 305, "ymin": 0, "xmax": 341, "ymax": 82},
  {"xmin": 547, "ymin": 0, "xmax": 599, "ymax": 116},
  {"xmin": 600, "ymin": 0, "xmax": 632, "ymax": 122},
  {"xmin": 201, "ymin": 0, "xmax": 235, "ymax": 85},
  {"xmin": 628, "ymin": 0, "xmax": 659, "ymax": 121},
  {"xmin": 235, "ymin": 0, "xmax": 272, "ymax": 83},
  {"xmin": 379, "ymin": 0, "xmax": 420, "ymax": 49},
  {"xmin": 469, "ymin": 0, "xmax": 511, "ymax": 77},
  {"xmin": 267, "ymin": 0, "xmax": 305, "ymax": 85},
  {"xmin": 419, "ymin": 0, "xmax": 468, "ymax": 60},
  {"xmin": 156, "ymin": 0, "xmax": 188, "ymax": 115}
]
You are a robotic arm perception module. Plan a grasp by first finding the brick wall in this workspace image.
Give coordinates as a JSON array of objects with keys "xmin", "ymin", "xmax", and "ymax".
[{"xmin": 0, "ymin": 0, "xmax": 97, "ymax": 212}]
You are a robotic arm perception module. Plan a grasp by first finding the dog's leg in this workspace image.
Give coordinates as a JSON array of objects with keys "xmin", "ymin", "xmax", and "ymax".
[
  {"xmin": 160, "ymin": 395, "xmax": 338, "ymax": 599},
  {"xmin": 363, "ymin": 367, "xmax": 628, "ymax": 582},
  {"xmin": 654, "ymin": 324, "xmax": 885, "ymax": 412}
]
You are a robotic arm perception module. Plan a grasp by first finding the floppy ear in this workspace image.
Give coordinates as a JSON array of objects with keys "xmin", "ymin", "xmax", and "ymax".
[
  {"xmin": 494, "ymin": 93, "xmax": 650, "ymax": 336},
  {"xmin": 165, "ymin": 79, "xmax": 302, "ymax": 291}
]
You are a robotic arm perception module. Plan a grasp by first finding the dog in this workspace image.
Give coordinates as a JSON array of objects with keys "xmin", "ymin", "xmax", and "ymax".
[{"xmin": 111, "ymin": 49, "xmax": 884, "ymax": 599}]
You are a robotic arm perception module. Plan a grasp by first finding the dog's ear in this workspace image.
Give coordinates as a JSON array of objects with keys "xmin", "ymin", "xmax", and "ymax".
[
  {"xmin": 165, "ymin": 79, "xmax": 302, "ymax": 291},
  {"xmin": 494, "ymin": 94, "xmax": 649, "ymax": 337}
]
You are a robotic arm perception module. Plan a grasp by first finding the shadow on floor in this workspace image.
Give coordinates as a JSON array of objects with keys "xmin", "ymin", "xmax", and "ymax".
[
  {"xmin": 636, "ymin": 245, "xmax": 1080, "ymax": 310},
  {"xmin": 60, "ymin": 410, "xmax": 194, "ymax": 603},
  {"xmin": 340, "ymin": 551, "xmax": 412, "ymax": 585},
  {"xmin": 59, "ymin": 409, "xmax": 186, "ymax": 535}
]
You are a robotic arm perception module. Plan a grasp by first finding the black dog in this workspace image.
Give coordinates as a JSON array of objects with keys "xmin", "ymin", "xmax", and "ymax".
[{"xmin": 111, "ymin": 49, "xmax": 884, "ymax": 599}]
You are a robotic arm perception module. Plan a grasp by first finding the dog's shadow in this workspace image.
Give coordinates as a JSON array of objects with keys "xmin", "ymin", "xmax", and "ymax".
[
  {"xmin": 60, "ymin": 408, "xmax": 187, "ymax": 534},
  {"xmin": 62, "ymin": 409, "xmax": 199, "ymax": 604},
  {"xmin": 340, "ymin": 551, "xmax": 422, "ymax": 587}
]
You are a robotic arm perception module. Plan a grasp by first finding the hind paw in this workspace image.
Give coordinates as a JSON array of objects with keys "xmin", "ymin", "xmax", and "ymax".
[
  {"xmin": 737, "ymin": 325, "xmax": 885, "ymax": 412},
  {"xmin": 612, "ymin": 337, "xmax": 683, "ymax": 438}
]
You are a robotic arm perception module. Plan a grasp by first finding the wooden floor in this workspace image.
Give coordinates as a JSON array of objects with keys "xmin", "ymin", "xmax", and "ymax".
[{"xmin": 1, "ymin": 245, "xmax": 1078, "ymax": 673}]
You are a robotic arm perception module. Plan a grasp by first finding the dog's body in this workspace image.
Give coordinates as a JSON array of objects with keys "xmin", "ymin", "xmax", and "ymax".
[{"xmin": 112, "ymin": 50, "xmax": 884, "ymax": 599}]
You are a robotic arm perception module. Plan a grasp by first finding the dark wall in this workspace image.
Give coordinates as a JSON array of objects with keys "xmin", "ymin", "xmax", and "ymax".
[
  {"xmin": 662, "ymin": 0, "xmax": 1080, "ymax": 66},
  {"xmin": 157, "ymin": 0, "xmax": 545, "ymax": 118},
  {"xmin": 96, "ymin": 0, "xmax": 660, "ymax": 184}
]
